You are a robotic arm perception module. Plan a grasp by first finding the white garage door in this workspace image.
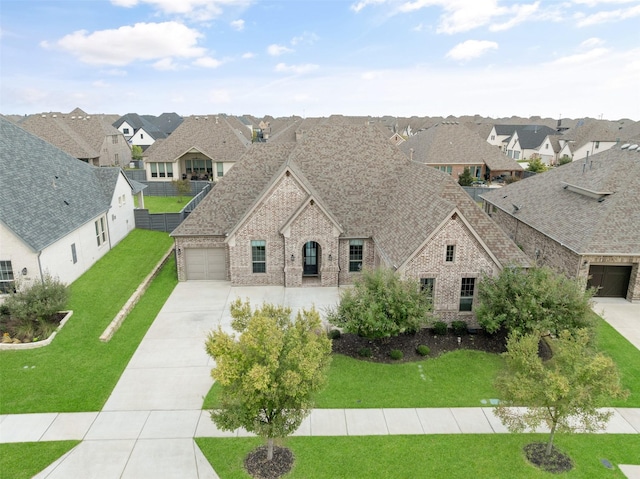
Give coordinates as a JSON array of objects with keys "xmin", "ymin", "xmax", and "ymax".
[{"xmin": 185, "ymin": 248, "xmax": 227, "ymax": 280}]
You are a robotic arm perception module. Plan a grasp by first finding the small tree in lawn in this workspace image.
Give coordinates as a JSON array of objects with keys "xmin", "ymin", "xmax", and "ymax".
[
  {"xmin": 527, "ymin": 157, "xmax": 547, "ymax": 173},
  {"xmin": 205, "ymin": 299, "xmax": 332, "ymax": 461},
  {"xmin": 171, "ymin": 178, "xmax": 192, "ymax": 203},
  {"xmin": 131, "ymin": 145, "xmax": 143, "ymax": 161},
  {"xmin": 327, "ymin": 267, "xmax": 432, "ymax": 339},
  {"xmin": 476, "ymin": 265, "xmax": 594, "ymax": 337},
  {"xmin": 495, "ymin": 329, "xmax": 627, "ymax": 459},
  {"xmin": 458, "ymin": 167, "xmax": 474, "ymax": 186}
]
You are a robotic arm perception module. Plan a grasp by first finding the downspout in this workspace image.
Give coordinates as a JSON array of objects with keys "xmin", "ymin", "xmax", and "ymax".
[
  {"xmin": 37, "ymin": 251, "xmax": 44, "ymax": 285},
  {"xmin": 106, "ymin": 213, "xmax": 113, "ymax": 250}
]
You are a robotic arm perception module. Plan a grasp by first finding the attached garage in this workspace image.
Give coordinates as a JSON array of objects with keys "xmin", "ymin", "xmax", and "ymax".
[
  {"xmin": 587, "ymin": 265, "xmax": 632, "ymax": 298},
  {"xmin": 185, "ymin": 248, "xmax": 227, "ymax": 280}
]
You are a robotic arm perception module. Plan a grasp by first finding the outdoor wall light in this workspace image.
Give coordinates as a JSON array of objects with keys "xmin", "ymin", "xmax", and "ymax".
[
  {"xmin": 177, "ymin": 248, "xmax": 182, "ymax": 256},
  {"xmin": 328, "ymin": 253, "xmax": 333, "ymax": 261},
  {"xmin": 22, "ymin": 268, "xmax": 27, "ymax": 276},
  {"xmin": 291, "ymin": 254, "xmax": 295, "ymax": 262}
]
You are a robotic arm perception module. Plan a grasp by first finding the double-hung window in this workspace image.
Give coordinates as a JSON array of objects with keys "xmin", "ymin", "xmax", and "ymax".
[
  {"xmin": 446, "ymin": 245, "xmax": 455, "ymax": 262},
  {"xmin": 251, "ymin": 240, "xmax": 266, "ymax": 273},
  {"xmin": 0, "ymin": 261, "xmax": 14, "ymax": 294},
  {"xmin": 459, "ymin": 277, "xmax": 475, "ymax": 312},
  {"xmin": 420, "ymin": 278, "xmax": 435, "ymax": 300},
  {"xmin": 150, "ymin": 162, "xmax": 174, "ymax": 178},
  {"xmin": 349, "ymin": 240, "xmax": 363, "ymax": 272},
  {"xmin": 95, "ymin": 217, "xmax": 107, "ymax": 247}
]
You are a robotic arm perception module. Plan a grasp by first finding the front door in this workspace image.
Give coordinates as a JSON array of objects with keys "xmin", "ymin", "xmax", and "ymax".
[{"xmin": 303, "ymin": 241, "xmax": 319, "ymax": 276}]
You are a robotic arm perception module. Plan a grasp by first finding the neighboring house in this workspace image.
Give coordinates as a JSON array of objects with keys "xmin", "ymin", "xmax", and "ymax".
[
  {"xmin": 486, "ymin": 124, "xmax": 558, "ymax": 160},
  {"xmin": 19, "ymin": 108, "xmax": 131, "ymax": 167},
  {"xmin": 481, "ymin": 146, "xmax": 640, "ymax": 302},
  {"xmin": 535, "ymin": 134, "xmax": 563, "ymax": 165},
  {"xmin": 0, "ymin": 117, "xmax": 139, "ymax": 292},
  {"xmin": 171, "ymin": 124, "xmax": 529, "ymax": 323},
  {"xmin": 142, "ymin": 112, "xmax": 183, "ymax": 137},
  {"xmin": 399, "ymin": 122, "xmax": 524, "ymax": 181},
  {"xmin": 142, "ymin": 115, "xmax": 251, "ymax": 181},
  {"xmin": 113, "ymin": 113, "xmax": 167, "ymax": 151},
  {"xmin": 557, "ymin": 120, "xmax": 620, "ymax": 162}
]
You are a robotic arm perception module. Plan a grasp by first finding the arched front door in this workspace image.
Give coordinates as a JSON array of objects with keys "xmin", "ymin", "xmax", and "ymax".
[{"xmin": 303, "ymin": 241, "xmax": 320, "ymax": 276}]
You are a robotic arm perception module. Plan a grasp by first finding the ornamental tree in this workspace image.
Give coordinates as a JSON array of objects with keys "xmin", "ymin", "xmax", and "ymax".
[
  {"xmin": 458, "ymin": 167, "xmax": 474, "ymax": 186},
  {"xmin": 205, "ymin": 299, "xmax": 332, "ymax": 461},
  {"xmin": 475, "ymin": 266, "xmax": 594, "ymax": 337},
  {"xmin": 495, "ymin": 329, "xmax": 627, "ymax": 457},
  {"xmin": 327, "ymin": 267, "xmax": 432, "ymax": 339}
]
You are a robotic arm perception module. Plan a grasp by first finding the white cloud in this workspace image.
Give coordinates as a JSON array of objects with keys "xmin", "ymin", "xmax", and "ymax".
[
  {"xmin": 242, "ymin": 52, "xmax": 255, "ymax": 59},
  {"xmin": 230, "ymin": 19, "xmax": 245, "ymax": 31},
  {"xmin": 546, "ymin": 47, "xmax": 609, "ymax": 65},
  {"xmin": 575, "ymin": 4, "xmax": 640, "ymax": 26},
  {"xmin": 194, "ymin": 56, "xmax": 223, "ymax": 68},
  {"xmin": 92, "ymin": 80, "xmax": 109, "ymax": 87},
  {"xmin": 291, "ymin": 32, "xmax": 319, "ymax": 46},
  {"xmin": 47, "ymin": 22, "xmax": 205, "ymax": 66},
  {"xmin": 153, "ymin": 58, "xmax": 179, "ymax": 70},
  {"xmin": 275, "ymin": 63, "xmax": 319, "ymax": 74},
  {"xmin": 351, "ymin": 0, "xmax": 387, "ymax": 13},
  {"xmin": 489, "ymin": 2, "xmax": 540, "ymax": 31},
  {"xmin": 446, "ymin": 40, "xmax": 498, "ymax": 61},
  {"xmin": 580, "ymin": 37, "xmax": 605, "ymax": 48},
  {"xmin": 111, "ymin": 0, "xmax": 252, "ymax": 22},
  {"xmin": 267, "ymin": 44, "xmax": 294, "ymax": 56}
]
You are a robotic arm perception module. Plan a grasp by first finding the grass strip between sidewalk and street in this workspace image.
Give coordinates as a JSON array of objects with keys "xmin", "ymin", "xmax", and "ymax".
[
  {"xmin": 0, "ymin": 229, "xmax": 176, "ymax": 414},
  {"xmin": 196, "ymin": 434, "xmax": 640, "ymax": 479},
  {"xmin": 0, "ymin": 441, "xmax": 79, "ymax": 479}
]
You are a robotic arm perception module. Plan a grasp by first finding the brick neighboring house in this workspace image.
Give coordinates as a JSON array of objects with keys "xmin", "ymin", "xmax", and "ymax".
[
  {"xmin": 19, "ymin": 108, "xmax": 131, "ymax": 167},
  {"xmin": 142, "ymin": 115, "xmax": 251, "ymax": 181},
  {"xmin": 481, "ymin": 146, "xmax": 640, "ymax": 302},
  {"xmin": 399, "ymin": 122, "xmax": 524, "ymax": 181},
  {"xmin": 171, "ymin": 123, "xmax": 530, "ymax": 323}
]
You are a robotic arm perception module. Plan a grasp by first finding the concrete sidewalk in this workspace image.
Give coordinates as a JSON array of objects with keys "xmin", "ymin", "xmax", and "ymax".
[{"xmin": 1, "ymin": 282, "xmax": 639, "ymax": 479}]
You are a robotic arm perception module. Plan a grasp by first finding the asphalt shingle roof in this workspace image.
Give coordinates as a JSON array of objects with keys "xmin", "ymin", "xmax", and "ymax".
[
  {"xmin": 0, "ymin": 117, "xmax": 114, "ymax": 252},
  {"xmin": 173, "ymin": 123, "xmax": 529, "ymax": 268},
  {"xmin": 481, "ymin": 147, "xmax": 640, "ymax": 255}
]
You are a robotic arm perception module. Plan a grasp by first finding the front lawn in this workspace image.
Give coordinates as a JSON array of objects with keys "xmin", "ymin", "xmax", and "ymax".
[
  {"xmin": 203, "ymin": 350, "xmax": 504, "ymax": 409},
  {"xmin": 0, "ymin": 441, "xmax": 79, "ymax": 479},
  {"xmin": 0, "ymin": 229, "xmax": 176, "ymax": 414},
  {"xmin": 196, "ymin": 434, "xmax": 640, "ymax": 478}
]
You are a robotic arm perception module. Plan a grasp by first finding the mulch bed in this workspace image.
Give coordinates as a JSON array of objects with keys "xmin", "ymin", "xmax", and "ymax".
[
  {"xmin": 524, "ymin": 442, "xmax": 574, "ymax": 474},
  {"xmin": 245, "ymin": 445, "xmax": 294, "ymax": 479},
  {"xmin": 0, "ymin": 312, "xmax": 65, "ymax": 343},
  {"xmin": 331, "ymin": 328, "xmax": 509, "ymax": 362}
]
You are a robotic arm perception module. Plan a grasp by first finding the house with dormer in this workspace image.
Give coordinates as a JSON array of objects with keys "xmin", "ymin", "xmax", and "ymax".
[
  {"xmin": 113, "ymin": 113, "xmax": 167, "ymax": 151},
  {"xmin": 171, "ymin": 123, "xmax": 529, "ymax": 323},
  {"xmin": 0, "ymin": 117, "xmax": 140, "ymax": 292},
  {"xmin": 142, "ymin": 115, "xmax": 251, "ymax": 181},
  {"xmin": 557, "ymin": 121, "xmax": 619, "ymax": 162}
]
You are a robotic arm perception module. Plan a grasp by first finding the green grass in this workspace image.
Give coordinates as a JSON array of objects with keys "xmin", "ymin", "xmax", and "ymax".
[
  {"xmin": 203, "ymin": 350, "xmax": 504, "ymax": 409},
  {"xmin": 196, "ymin": 434, "xmax": 640, "ymax": 479},
  {"xmin": 593, "ymin": 313, "xmax": 640, "ymax": 406},
  {"xmin": 135, "ymin": 195, "xmax": 192, "ymax": 212},
  {"xmin": 0, "ymin": 441, "xmax": 79, "ymax": 479},
  {"xmin": 0, "ymin": 229, "xmax": 176, "ymax": 414}
]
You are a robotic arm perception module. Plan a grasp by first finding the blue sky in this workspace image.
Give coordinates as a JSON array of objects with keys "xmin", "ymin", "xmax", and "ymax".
[{"xmin": 1, "ymin": 0, "xmax": 639, "ymax": 120}]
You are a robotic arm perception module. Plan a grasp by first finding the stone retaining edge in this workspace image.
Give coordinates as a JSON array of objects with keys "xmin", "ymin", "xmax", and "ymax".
[
  {"xmin": 0, "ymin": 310, "xmax": 74, "ymax": 350},
  {"xmin": 99, "ymin": 245, "xmax": 175, "ymax": 342}
]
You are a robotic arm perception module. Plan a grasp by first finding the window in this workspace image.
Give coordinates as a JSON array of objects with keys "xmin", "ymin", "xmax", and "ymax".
[
  {"xmin": 545, "ymin": 143, "xmax": 549, "ymax": 150},
  {"xmin": 435, "ymin": 166, "xmax": 453, "ymax": 174},
  {"xmin": 114, "ymin": 153, "xmax": 119, "ymax": 164},
  {"xmin": 459, "ymin": 277, "xmax": 475, "ymax": 312},
  {"xmin": 446, "ymin": 245, "xmax": 455, "ymax": 262},
  {"xmin": 184, "ymin": 159, "xmax": 213, "ymax": 177},
  {"xmin": 514, "ymin": 151, "xmax": 520, "ymax": 160},
  {"xmin": 490, "ymin": 135, "xmax": 495, "ymax": 140},
  {"xmin": 595, "ymin": 141, "xmax": 600, "ymax": 149},
  {"xmin": 251, "ymin": 240, "xmax": 266, "ymax": 273},
  {"xmin": 71, "ymin": 244, "xmax": 77, "ymax": 264},
  {"xmin": 150, "ymin": 162, "xmax": 173, "ymax": 178},
  {"xmin": 95, "ymin": 217, "xmax": 107, "ymax": 247},
  {"xmin": 112, "ymin": 135, "xmax": 118, "ymax": 144},
  {"xmin": 123, "ymin": 128, "xmax": 130, "ymax": 135},
  {"xmin": 0, "ymin": 260, "xmax": 14, "ymax": 294},
  {"xmin": 140, "ymin": 133, "xmax": 144, "ymax": 139},
  {"xmin": 349, "ymin": 240, "xmax": 363, "ymax": 272},
  {"xmin": 420, "ymin": 278, "xmax": 435, "ymax": 299},
  {"xmin": 217, "ymin": 162, "xmax": 224, "ymax": 177}
]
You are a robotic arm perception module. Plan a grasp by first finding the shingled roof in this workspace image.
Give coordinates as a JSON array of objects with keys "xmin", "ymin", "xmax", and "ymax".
[
  {"xmin": 143, "ymin": 115, "xmax": 251, "ymax": 162},
  {"xmin": 0, "ymin": 117, "xmax": 114, "ymax": 252},
  {"xmin": 481, "ymin": 147, "xmax": 640, "ymax": 255},
  {"xmin": 173, "ymin": 123, "xmax": 529, "ymax": 268},
  {"xmin": 399, "ymin": 122, "xmax": 524, "ymax": 172},
  {"xmin": 113, "ymin": 113, "xmax": 167, "ymax": 140}
]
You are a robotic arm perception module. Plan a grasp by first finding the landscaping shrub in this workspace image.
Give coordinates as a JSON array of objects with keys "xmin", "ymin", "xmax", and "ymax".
[
  {"xmin": 326, "ymin": 267, "xmax": 432, "ymax": 339},
  {"xmin": 389, "ymin": 349, "xmax": 403, "ymax": 360},
  {"xmin": 416, "ymin": 345, "xmax": 430, "ymax": 356},
  {"xmin": 432, "ymin": 321, "xmax": 448, "ymax": 336},
  {"xmin": 358, "ymin": 347, "xmax": 372, "ymax": 358},
  {"xmin": 328, "ymin": 329, "xmax": 341, "ymax": 340},
  {"xmin": 451, "ymin": 320, "xmax": 468, "ymax": 336},
  {"xmin": 4, "ymin": 274, "xmax": 68, "ymax": 323}
]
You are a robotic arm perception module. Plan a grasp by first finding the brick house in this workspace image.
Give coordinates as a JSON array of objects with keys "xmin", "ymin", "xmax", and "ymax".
[
  {"xmin": 171, "ymin": 123, "xmax": 529, "ymax": 322},
  {"xmin": 400, "ymin": 122, "xmax": 523, "ymax": 181},
  {"xmin": 481, "ymin": 146, "xmax": 640, "ymax": 302}
]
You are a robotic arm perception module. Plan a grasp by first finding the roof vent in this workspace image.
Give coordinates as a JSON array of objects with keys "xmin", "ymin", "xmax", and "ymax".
[
  {"xmin": 86, "ymin": 116, "xmax": 91, "ymax": 119},
  {"xmin": 621, "ymin": 143, "xmax": 630, "ymax": 149},
  {"xmin": 628, "ymin": 144, "xmax": 639, "ymax": 151},
  {"xmin": 52, "ymin": 114, "xmax": 57, "ymax": 118},
  {"xmin": 71, "ymin": 116, "xmax": 76, "ymax": 119},
  {"xmin": 63, "ymin": 200, "xmax": 70, "ymax": 206},
  {"xmin": 41, "ymin": 114, "xmax": 46, "ymax": 118}
]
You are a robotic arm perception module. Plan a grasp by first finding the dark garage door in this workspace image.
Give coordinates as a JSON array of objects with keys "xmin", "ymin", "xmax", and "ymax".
[{"xmin": 587, "ymin": 265, "xmax": 632, "ymax": 298}]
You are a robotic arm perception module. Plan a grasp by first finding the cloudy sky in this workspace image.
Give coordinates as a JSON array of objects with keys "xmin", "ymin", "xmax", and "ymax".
[{"xmin": 2, "ymin": 0, "xmax": 639, "ymax": 120}]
